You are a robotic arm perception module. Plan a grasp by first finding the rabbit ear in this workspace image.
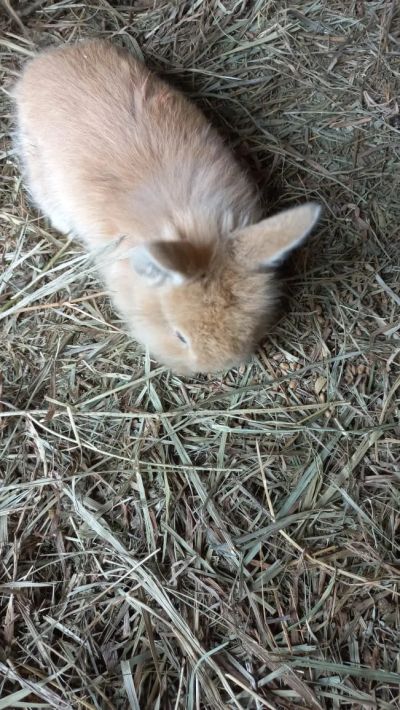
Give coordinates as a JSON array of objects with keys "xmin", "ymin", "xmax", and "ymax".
[
  {"xmin": 233, "ymin": 203, "xmax": 321, "ymax": 269},
  {"xmin": 130, "ymin": 241, "xmax": 206, "ymax": 286}
]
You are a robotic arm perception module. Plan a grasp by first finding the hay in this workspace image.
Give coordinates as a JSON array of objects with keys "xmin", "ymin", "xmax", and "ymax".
[{"xmin": 1, "ymin": 1, "xmax": 400, "ymax": 708}]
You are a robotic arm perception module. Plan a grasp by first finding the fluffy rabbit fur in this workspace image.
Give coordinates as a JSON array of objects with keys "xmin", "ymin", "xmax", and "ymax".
[{"xmin": 13, "ymin": 39, "xmax": 320, "ymax": 375}]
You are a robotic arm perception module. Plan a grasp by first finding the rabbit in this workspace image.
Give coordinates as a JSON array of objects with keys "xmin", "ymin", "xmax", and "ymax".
[{"xmin": 13, "ymin": 39, "xmax": 320, "ymax": 375}]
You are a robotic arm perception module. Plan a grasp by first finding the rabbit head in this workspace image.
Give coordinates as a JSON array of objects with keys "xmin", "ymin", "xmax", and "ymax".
[{"xmin": 124, "ymin": 202, "xmax": 321, "ymax": 375}]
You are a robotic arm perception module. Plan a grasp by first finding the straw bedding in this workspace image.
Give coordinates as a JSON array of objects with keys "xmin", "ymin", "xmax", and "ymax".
[{"xmin": 0, "ymin": 1, "xmax": 399, "ymax": 708}]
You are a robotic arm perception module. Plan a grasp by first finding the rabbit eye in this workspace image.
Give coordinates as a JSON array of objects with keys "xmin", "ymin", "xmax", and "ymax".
[{"xmin": 175, "ymin": 330, "xmax": 187, "ymax": 345}]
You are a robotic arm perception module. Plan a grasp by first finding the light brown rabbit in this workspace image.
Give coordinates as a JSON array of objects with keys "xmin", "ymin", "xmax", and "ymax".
[{"xmin": 13, "ymin": 39, "xmax": 320, "ymax": 375}]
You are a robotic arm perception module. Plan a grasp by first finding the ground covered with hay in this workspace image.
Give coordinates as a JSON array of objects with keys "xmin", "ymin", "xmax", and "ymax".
[{"xmin": 1, "ymin": 2, "xmax": 400, "ymax": 708}]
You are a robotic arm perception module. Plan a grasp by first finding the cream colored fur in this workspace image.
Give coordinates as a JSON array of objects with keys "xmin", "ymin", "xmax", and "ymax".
[{"xmin": 13, "ymin": 39, "xmax": 320, "ymax": 374}]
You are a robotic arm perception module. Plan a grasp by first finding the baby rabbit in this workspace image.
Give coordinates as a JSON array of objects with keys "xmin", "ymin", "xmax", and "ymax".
[{"xmin": 13, "ymin": 39, "xmax": 320, "ymax": 375}]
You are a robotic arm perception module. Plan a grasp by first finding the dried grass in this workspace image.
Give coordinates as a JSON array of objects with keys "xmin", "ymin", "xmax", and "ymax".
[{"xmin": 1, "ymin": 1, "xmax": 400, "ymax": 708}]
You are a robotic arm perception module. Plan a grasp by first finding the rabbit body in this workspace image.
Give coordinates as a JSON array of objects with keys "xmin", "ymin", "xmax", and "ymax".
[{"xmin": 13, "ymin": 39, "xmax": 320, "ymax": 374}]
